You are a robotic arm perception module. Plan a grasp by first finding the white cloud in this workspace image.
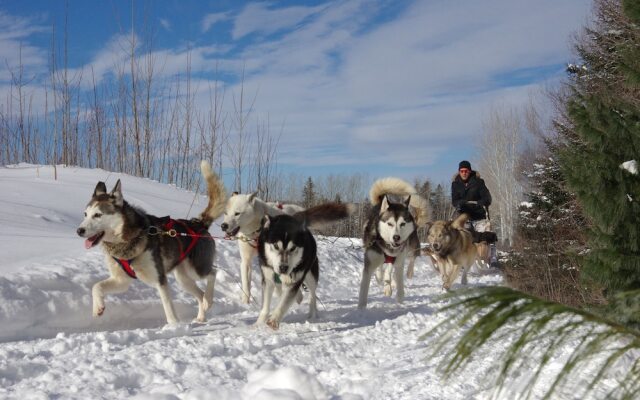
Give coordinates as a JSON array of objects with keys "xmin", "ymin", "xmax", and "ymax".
[
  {"xmin": 201, "ymin": 12, "xmax": 230, "ymax": 33},
  {"xmin": 0, "ymin": 1, "xmax": 593, "ymax": 182},
  {"xmin": 232, "ymin": 1, "xmax": 328, "ymax": 40},
  {"xmin": 214, "ymin": 0, "xmax": 591, "ymax": 179},
  {"xmin": 0, "ymin": 11, "xmax": 48, "ymax": 82},
  {"xmin": 159, "ymin": 18, "xmax": 171, "ymax": 31}
]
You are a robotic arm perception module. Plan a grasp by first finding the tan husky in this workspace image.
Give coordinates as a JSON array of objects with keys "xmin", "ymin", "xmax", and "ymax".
[{"xmin": 424, "ymin": 213, "xmax": 479, "ymax": 290}]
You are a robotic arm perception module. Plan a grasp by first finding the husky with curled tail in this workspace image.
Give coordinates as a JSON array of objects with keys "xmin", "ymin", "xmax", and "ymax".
[
  {"xmin": 358, "ymin": 177, "xmax": 429, "ymax": 309},
  {"xmin": 76, "ymin": 161, "xmax": 226, "ymax": 325}
]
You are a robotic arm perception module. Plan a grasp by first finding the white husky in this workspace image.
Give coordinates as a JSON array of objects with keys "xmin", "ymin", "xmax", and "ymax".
[{"xmin": 220, "ymin": 193, "xmax": 304, "ymax": 304}]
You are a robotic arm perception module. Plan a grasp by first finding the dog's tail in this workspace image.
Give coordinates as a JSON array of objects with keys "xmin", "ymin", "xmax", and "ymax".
[
  {"xmin": 198, "ymin": 160, "xmax": 226, "ymax": 227},
  {"xmin": 369, "ymin": 177, "xmax": 430, "ymax": 227},
  {"xmin": 295, "ymin": 202, "xmax": 355, "ymax": 230},
  {"xmin": 452, "ymin": 213, "xmax": 470, "ymax": 230}
]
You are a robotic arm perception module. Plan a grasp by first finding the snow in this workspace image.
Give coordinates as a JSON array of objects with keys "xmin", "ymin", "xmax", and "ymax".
[
  {"xmin": 620, "ymin": 160, "xmax": 637, "ymax": 175},
  {"xmin": 0, "ymin": 164, "xmax": 622, "ymax": 399}
]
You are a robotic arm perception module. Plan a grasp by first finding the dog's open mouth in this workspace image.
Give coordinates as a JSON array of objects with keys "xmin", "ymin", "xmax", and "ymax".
[
  {"xmin": 226, "ymin": 226, "xmax": 240, "ymax": 237},
  {"xmin": 85, "ymin": 232, "xmax": 105, "ymax": 249}
]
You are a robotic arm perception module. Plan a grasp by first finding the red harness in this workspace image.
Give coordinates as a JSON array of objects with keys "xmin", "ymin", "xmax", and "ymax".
[
  {"xmin": 384, "ymin": 254, "xmax": 396, "ymax": 264},
  {"xmin": 113, "ymin": 218, "xmax": 210, "ymax": 279}
]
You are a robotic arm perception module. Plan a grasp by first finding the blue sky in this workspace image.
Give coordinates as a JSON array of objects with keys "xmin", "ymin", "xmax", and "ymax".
[{"xmin": 0, "ymin": 0, "xmax": 592, "ymax": 184}]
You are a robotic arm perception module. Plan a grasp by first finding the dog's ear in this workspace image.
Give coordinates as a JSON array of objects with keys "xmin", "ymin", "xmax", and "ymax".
[
  {"xmin": 380, "ymin": 195, "xmax": 390, "ymax": 213},
  {"xmin": 231, "ymin": 191, "xmax": 239, "ymax": 197},
  {"xmin": 262, "ymin": 215, "xmax": 271, "ymax": 230},
  {"xmin": 424, "ymin": 221, "xmax": 433, "ymax": 234},
  {"xmin": 248, "ymin": 192, "xmax": 257, "ymax": 203},
  {"xmin": 110, "ymin": 179, "xmax": 124, "ymax": 207},
  {"xmin": 404, "ymin": 195, "xmax": 411, "ymax": 208},
  {"xmin": 93, "ymin": 182, "xmax": 107, "ymax": 197}
]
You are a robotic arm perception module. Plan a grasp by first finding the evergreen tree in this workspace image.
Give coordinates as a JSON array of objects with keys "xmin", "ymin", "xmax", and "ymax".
[
  {"xmin": 302, "ymin": 177, "xmax": 316, "ymax": 208},
  {"xmin": 430, "ymin": 184, "xmax": 450, "ymax": 220},
  {"xmin": 558, "ymin": 0, "xmax": 640, "ymax": 322},
  {"xmin": 517, "ymin": 155, "xmax": 586, "ymax": 249},
  {"xmin": 428, "ymin": 2, "xmax": 640, "ymax": 397},
  {"xmin": 508, "ymin": 154, "xmax": 599, "ymax": 307}
]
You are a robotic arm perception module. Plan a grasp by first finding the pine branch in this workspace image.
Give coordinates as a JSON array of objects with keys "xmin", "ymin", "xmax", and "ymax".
[{"xmin": 422, "ymin": 286, "xmax": 640, "ymax": 399}]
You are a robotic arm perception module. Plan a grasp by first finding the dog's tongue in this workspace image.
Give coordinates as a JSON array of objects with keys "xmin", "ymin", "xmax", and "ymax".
[{"xmin": 84, "ymin": 234, "xmax": 100, "ymax": 249}]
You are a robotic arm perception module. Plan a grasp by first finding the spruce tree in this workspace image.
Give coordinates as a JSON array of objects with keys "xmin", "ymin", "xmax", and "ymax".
[
  {"xmin": 425, "ymin": 2, "xmax": 640, "ymax": 397},
  {"xmin": 509, "ymin": 154, "xmax": 597, "ymax": 306},
  {"xmin": 558, "ymin": 0, "xmax": 640, "ymax": 315},
  {"xmin": 430, "ymin": 184, "xmax": 449, "ymax": 220},
  {"xmin": 302, "ymin": 177, "xmax": 316, "ymax": 208}
]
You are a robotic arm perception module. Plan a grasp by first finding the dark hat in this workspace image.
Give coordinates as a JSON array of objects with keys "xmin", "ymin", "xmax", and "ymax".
[{"xmin": 458, "ymin": 160, "xmax": 471, "ymax": 170}]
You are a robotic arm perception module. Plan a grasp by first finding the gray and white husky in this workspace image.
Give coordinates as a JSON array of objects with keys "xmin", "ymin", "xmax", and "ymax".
[
  {"xmin": 76, "ymin": 161, "xmax": 226, "ymax": 325},
  {"xmin": 220, "ymin": 193, "xmax": 304, "ymax": 304},
  {"xmin": 358, "ymin": 177, "xmax": 429, "ymax": 309},
  {"xmin": 257, "ymin": 202, "xmax": 353, "ymax": 329}
]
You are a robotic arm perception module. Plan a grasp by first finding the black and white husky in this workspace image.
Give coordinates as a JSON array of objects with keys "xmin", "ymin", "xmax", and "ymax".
[
  {"xmin": 220, "ymin": 193, "xmax": 304, "ymax": 304},
  {"xmin": 76, "ymin": 161, "xmax": 226, "ymax": 325},
  {"xmin": 358, "ymin": 177, "xmax": 429, "ymax": 309},
  {"xmin": 256, "ymin": 203, "xmax": 353, "ymax": 329}
]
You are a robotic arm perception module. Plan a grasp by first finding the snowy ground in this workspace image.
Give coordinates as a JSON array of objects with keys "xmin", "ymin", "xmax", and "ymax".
[{"xmin": 0, "ymin": 165, "xmax": 617, "ymax": 399}]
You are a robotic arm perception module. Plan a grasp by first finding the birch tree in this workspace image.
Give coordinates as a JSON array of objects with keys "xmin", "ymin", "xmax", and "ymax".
[{"xmin": 478, "ymin": 105, "xmax": 523, "ymax": 246}]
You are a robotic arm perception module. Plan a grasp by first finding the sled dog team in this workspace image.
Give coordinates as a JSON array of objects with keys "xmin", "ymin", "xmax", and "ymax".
[{"xmin": 76, "ymin": 161, "xmax": 485, "ymax": 329}]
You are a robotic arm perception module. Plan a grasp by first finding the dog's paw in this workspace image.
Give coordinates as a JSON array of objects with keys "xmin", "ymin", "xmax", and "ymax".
[
  {"xmin": 383, "ymin": 283, "xmax": 393, "ymax": 297},
  {"xmin": 93, "ymin": 305, "xmax": 105, "ymax": 317},
  {"xmin": 241, "ymin": 295, "xmax": 251, "ymax": 305},
  {"xmin": 194, "ymin": 311, "xmax": 207, "ymax": 323},
  {"xmin": 266, "ymin": 319, "xmax": 280, "ymax": 330}
]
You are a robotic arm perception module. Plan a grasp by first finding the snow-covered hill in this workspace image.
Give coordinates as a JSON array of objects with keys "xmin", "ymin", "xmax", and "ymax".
[{"xmin": 0, "ymin": 164, "xmax": 602, "ymax": 400}]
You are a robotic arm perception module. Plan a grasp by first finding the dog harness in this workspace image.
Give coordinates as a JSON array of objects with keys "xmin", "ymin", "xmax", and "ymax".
[
  {"xmin": 114, "ymin": 258, "xmax": 137, "ymax": 279},
  {"xmin": 384, "ymin": 254, "xmax": 396, "ymax": 264},
  {"xmin": 113, "ymin": 218, "xmax": 210, "ymax": 279}
]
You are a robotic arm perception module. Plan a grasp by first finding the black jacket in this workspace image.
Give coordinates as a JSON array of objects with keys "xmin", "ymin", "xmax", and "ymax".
[{"xmin": 451, "ymin": 171, "xmax": 492, "ymax": 221}]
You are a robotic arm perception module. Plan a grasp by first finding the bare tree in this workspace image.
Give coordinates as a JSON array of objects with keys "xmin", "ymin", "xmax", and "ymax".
[
  {"xmin": 205, "ymin": 70, "xmax": 227, "ymax": 176},
  {"xmin": 478, "ymin": 104, "xmax": 524, "ymax": 246},
  {"xmin": 226, "ymin": 66, "xmax": 256, "ymax": 192}
]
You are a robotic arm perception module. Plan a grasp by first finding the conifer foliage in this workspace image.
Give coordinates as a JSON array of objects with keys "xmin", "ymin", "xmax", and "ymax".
[
  {"xmin": 430, "ymin": 1, "xmax": 640, "ymax": 397},
  {"xmin": 558, "ymin": 0, "xmax": 640, "ymax": 312},
  {"xmin": 507, "ymin": 155, "xmax": 598, "ymax": 307}
]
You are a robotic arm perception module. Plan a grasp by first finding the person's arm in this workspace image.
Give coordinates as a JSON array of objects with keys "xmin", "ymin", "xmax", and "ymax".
[
  {"xmin": 477, "ymin": 180, "xmax": 492, "ymax": 207},
  {"xmin": 451, "ymin": 182, "xmax": 466, "ymax": 208}
]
